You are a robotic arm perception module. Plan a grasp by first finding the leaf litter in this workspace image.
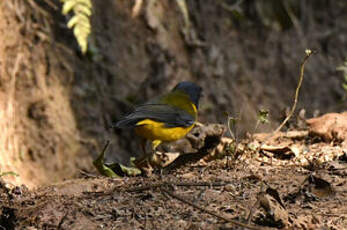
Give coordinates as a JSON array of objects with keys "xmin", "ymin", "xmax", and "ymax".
[{"xmin": 0, "ymin": 112, "xmax": 346, "ymax": 229}]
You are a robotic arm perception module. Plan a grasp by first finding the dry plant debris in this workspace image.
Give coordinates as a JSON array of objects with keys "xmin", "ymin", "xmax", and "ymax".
[
  {"xmin": 0, "ymin": 111, "xmax": 346, "ymax": 229},
  {"xmin": 307, "ymin": 111, "xmax": 347, "ymax": 148}
]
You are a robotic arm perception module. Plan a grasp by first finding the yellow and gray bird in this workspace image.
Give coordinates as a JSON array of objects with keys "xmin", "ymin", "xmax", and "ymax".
[{"xmin": 114, "ymin": 81, "xmax": 202, "ymax": 158}]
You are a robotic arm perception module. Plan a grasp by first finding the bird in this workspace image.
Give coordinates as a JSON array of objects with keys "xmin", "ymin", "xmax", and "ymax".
[{"xmin": 114, "ymin": 81, "xmax": 202, "ymax": 164}]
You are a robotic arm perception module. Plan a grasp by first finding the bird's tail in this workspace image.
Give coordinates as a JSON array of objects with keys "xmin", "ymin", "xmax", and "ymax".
[{"xmin": 111, "ymin": 118, "xmax": 141, "ymax": 129}]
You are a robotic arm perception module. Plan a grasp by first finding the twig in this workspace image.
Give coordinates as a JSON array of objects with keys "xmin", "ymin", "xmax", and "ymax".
[
  {"xmin": 27, "ymin": 0, "xmax": 50, "ymax": 17},
  {"xmin": 175, "ymin": 181, "xmax": 228, "ymax": 187},
  {"xmin": 247, "ymin": 197, "xmax": 261, "ymax": 224},
  {"xmin": 57, "ymin": 212, "xmax": 68, "ymax": 229},
  {"xmin": 125, "ymin": 181, "xmax": 230, "ymax": 193},
  {"xmin": 45, "ymin": 0, "xmax": 59, "ymax": 10},
  {"xmin": 161, "ymin": 187, "xmax": 268, "ymax": 230},
  {"xmin": 226, "ymin": 104, "xmax": 245, "ymax": 165},
  {"xmin": 259, "ymin": 50, "xmax": 315, "ymax": 147},
  {"xmin": 131, "ymin": 0, "xmax": 143, "ymax": 18},
  {"xmin": 218, "ymin": 0, "xmax": 244, "ymax": 13},
  {"xmin": 101, "ymin": 140, "xmax": 110, "ymax": 156},
  {"xmin": 125, "ymin": 182, "xmax": 164, "ymax": 192},
  {"xmin": 274, "ymin": 50, "xmax": 315, "ymax": 133},
  {"xmin": 79, "ymin": 170, "xmax": 98, "ymax": 178}
]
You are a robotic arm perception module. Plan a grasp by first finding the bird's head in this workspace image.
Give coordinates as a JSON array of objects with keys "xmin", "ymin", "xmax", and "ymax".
[{"xmin": 172, "ymin": 81, "xmax": 202, "ymax": 109}]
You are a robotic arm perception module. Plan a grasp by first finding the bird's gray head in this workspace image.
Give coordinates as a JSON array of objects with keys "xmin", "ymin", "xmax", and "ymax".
[{"xmin": 173, "ymin": 81, "xmax": 202, "ymax": 108}]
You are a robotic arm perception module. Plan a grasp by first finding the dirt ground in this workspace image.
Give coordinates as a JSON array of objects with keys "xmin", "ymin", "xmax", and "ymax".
[
  {"xmin": 0, "ymin": 141, "xmax": 346, "ymax": 229},
  {"xmin": 1, "ymin": 113, "xmax": 347, "ymax": 229}
]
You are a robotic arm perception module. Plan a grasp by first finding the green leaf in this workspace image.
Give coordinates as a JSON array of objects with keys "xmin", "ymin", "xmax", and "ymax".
[
  {"xmin": 227, "ymin": 116, "xmax": 238, "ymax": 139},
  {"xmin": 93, "ymin": 141, "xmax": 121, "ymax": 178},
  {"xmin": 0, "ymin": 171, "xmax": 19, "ymax": 177},
  {"xmin": 119, "ymin": 164, "xmax": 142, "ymax": 176},
  {"xmin": 93, "ymin": 141, "xmax": 142, "ymax": 178},
  {"xmin": 257, "ymin": 109, "xmax": 269, "ymax": 124},
  {"xmin": 343, "ymin": 83, "xmax": 347, "ymax": 91}
]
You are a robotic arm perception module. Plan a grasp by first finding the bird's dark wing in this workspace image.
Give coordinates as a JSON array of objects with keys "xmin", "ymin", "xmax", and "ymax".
[{"xmin": 114, "ymin": 103, "xmax": 195, "ymax": 128}]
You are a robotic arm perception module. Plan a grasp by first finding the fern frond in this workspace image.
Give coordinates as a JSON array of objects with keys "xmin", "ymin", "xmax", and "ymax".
[{"xmin": 61, "ymin": 0, "xmax": 92, "ymax": 53}]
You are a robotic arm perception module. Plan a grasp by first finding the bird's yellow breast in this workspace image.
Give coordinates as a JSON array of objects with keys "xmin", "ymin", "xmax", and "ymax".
[{"xmin": 134, "ymin": 119, "xmax": 194, "ymax": 142}]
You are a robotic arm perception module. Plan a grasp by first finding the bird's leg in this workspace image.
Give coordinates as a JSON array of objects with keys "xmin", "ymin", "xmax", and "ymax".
[
  {"xmin": 140, "ymin": 139, "xmax": 147, "ymax": 156},
  {"xmin": 133, "ymin": 139, "xmax": 148, "ymax": 168},
  {"xmin": 151, "ymin": 140, "xmax": 162, "ymax": 153},
  {"xmin": 134, "ymin": 139, "xmax": 162, "ymax": 173},
  {"xmin": 148, "ymin": 140, "xmax": 163, "ymax": 170},
  {"xmin": 142, "ymin": 140, "xmax": 161, "ymax": 174},
  {"xmin": 142, "ymin": 139, "xmax": 153, "ymax": 170}
]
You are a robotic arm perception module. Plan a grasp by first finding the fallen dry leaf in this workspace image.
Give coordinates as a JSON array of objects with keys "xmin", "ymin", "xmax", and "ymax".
[
  {"xmin": 257, "ymin": 193, "xmax": 289, "ymax": 228},
  {"xmin": 306, "ymin": 175, "xmax": 335, "ymax": 199},
  {"xmin": 306, "ymin": 111, "xmax": 347, "ymax": 147},
  {"xmin": 151, "ymin": 151, "xmax": 180, "ymax": 168}
]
